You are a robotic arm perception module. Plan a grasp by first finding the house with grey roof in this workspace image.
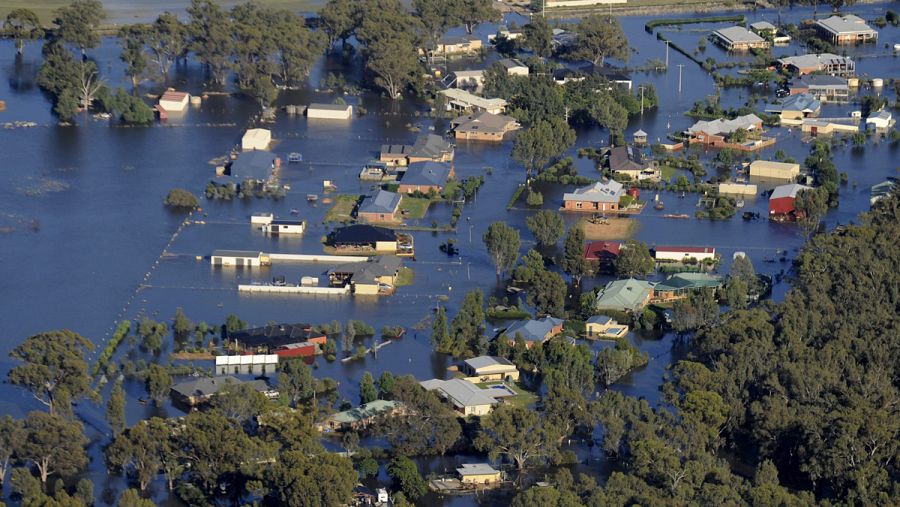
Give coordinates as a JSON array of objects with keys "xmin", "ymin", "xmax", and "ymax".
[
  {"xmin": 398, "ymin": 161, "xmax": 455, "ymax": 194},
  {"xmin": 815, "ymin": 15, "xmax": 877, "ymax": 44},
  {"xmin": 789, "ymin": 75, "xmax": 850, "ymax": 102},
  {"xmin": 461, "ymin": 356, "xmax": 519, "ymax": 381},
  {"xmin": 608, "ymin": 146, "xmax": 660, "ymax": 181},
  {"xmin": 497, "ymin": 58, "xmax": 528, "ymax": 76},
  {"xmin": 595, "ymin": 278, "xmax": 655, "ymax": 313},
  {"xmin": 501, "ymin": 316, "xmax": 564, "ymax": 346},
  {"xmin": 170, "ymin": 376, "xmax": 273, "ymax": 407},
  {"xmin": 768, "ymin": 93, "xmax": 821, "ymax": 125},
  {"xmin": 711, "ymin": 26, "xmax": 770, "ymax": 50},
  {"xmin": 358, "ymin": 189, "xmax": 402, "ymax": 223},
  {"xmin": 450, "ymin": 111, "xmax": 520, "ymax": 142},
  {"xmin": 407, "ymin": 134, "xmax": 454, "ymax": 163},
  {"xmin": 317, "ymin": 400, "xmax": 405, "ymax": 432},
  {"xmin": 776, "ymin": 53, "xmax": 854, "ymax": 76},
  {"xmin": 563, "ymin": 180, "xmax": 625, "ymax": 212},
  {"xmin": 420, "ymin": 378, "xmax": 502, "ymax": 416}
]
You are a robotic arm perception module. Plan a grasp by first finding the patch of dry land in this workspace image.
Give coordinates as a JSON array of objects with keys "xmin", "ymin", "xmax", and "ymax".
[{"xmin": 580, "ymin": 217, "xmax": 637, "ymax": 240}]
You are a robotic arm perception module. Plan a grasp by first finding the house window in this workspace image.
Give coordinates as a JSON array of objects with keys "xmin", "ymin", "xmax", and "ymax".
[{"xmin": 575, "ymin": 202, "xmax": 583, "ymax": 209}]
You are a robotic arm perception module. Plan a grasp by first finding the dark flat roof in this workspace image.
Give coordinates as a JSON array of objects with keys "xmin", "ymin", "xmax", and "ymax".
[{"xmin": 329, "ymin": 224, "xmax": 396, "ymax": 245}]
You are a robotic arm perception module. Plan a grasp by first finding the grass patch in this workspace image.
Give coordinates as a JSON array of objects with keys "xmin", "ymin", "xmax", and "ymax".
[
  {"xmin": 580, "ymin": 217, "xmax": 638, "ymax": 240},
  {"xmin": 486, "ymin": 308, "xmax": 532, "ymax": 320},
  {"xmin": 659, "ymin": 165, "xmax": 678, "ymax": 181},
  {"xmin": 398, "ymin": 195, "xmax": 431, "ymax": 219},
  {"xmin": 506, "ymin": 184, "xmax": 526, "ymax": 210},
  {"xmin": 395, "ymin": 267, "xmax": 414, "ymax": 286},
  {"xmin": 324, "ymin": 194, "xmax": 360, "ymax": 223},
  {"xmin": 477, "ymin": 381, "xmax": 537, "ymax": 409}
]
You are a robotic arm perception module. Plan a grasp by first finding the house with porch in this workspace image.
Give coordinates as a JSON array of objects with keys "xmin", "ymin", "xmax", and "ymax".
[{"xmin": 653, "ymin": 273, "xmax": 723, "ymax": 302}]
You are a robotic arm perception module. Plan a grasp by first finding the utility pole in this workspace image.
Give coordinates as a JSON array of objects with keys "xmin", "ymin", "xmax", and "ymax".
[
  {"xmin": 677, "ymin": 64, "xmax": 684, "ymax": 93},
  {"xmin": 665, "ymin": 40, "xmax": 669, "ymax": 68}
]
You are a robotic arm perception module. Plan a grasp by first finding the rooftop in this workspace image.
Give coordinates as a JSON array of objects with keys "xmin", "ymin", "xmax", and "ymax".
[
  {"xmin": 777, "ymin": 53, "xmax": 853, "ymax": 70},
  {"xmin": 327, "ymin": 400, "xmax": 402, "ymax": 424},
  {"xmin": 439, "ymin": 88, "xmax": 507, "ymax": 111},
  {"xmin": 308, "ymin": 102, "xmax": 352, "ymax": 111},
  {"xmin": 583, "ymin": 241, "xmax": 621, "ymax": 260},
  {"xmin": 451, "ymin": 111, "xmax": 519, "ymax": 134},
  {"xmin": 212, "ymin": 249, "xmax": 262, "ymax": 258},
  {"xmin": 230, "ymin": 151, "xmax": 275, "ymax": 180},
  {"xmin": 503, "ymin": 316, "xmax": 563, "ymax": 342},
  {"xmin": 420, "ymin": 378, "xmax": 499, "ymax": 408},
  {"xmin": 230, "ymin": 323, "xmax": 325, "ymax": 348},
  {"xmin": 780, "ymin": 93, "xmax": 821, "ymax": 113},
  {"xmin": 771, "ymin": 183, "xmax": 811, "ymax": 200},
  {"xmin": 794, "ymin": 74, "xmax": 849, "ymax": 88},
  {"xmin": 655, "ymin": 272, "xmax": 723, "ymax": 292},
  {"xmin": 750, "ymin": 21, "xmax": 777, "ymax": 31},
  {"xmin": 563, "ymin": 180, "xmax": 625, "ymax": 203},
  {"xmin": 401, "ymin": 161, "xmax": 453, "ymax": 188},
  {"xmin": 586, "ymin": 315, "xmax": 613, "ymax": 325},
  {"xmin": 408, "ymin": 134, "xmax": 454, "ymax": 160},
  {"xmin": 171, "ymin": 376, "xmax": 269, "ymax": 399},
  {"xmin": 816, "ymin": 14, "xmax": 876, "ymax": 35},
  {"xmin": 215, "ymin": 354, "xmax": 278, "ymax": 366},
  {"xmin": 330, "ymin": 256, "xmax": 402, "ymax": 282},
  {"xmin": 457, "ymin": 463, "xmax": 500, "ymax": 476},
  {"xmin": 714, "ymin": 26, "xmax": 767, "ymax": 45},
  {"xmin": 595, "ymin": 278, "xmax": 655, "ymax": 312},
  {"xmin": 497, "ymin": 58, "xmax": 527, "ymax": 69},
  {"xmin": 359, "ymin": 189, "xmax": 401, "ymax": 215},
  {"xmin": 464, "ymin": 356, "xmax": 515, "ymax": 371},
  {"xmin": 688, "ymin": 114, "xmax": 762, "ymax": 136},
  {"xmin": 329, "ymin": 224, "xmax": 397, "ymax": 245},
  {"xmin": 608, "ymin": 145, "xmax": 648, "ymax": 173},
  {"xmin": 655, "ymin": 245, "xmax": 716, "ymax": 254}
]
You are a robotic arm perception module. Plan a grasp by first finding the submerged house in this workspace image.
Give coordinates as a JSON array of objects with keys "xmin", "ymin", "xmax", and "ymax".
[
  {"xmin": 769, "ymin": 183, "xmax": 811, "ymax": 221},
  {"xmin": 229, "ymin": 151, "xmax": 277, "ymax": 181},
  {"xmin": 815, "ymin": 15, "xmax": 877, "ymax": 44},
  {"xmin": 789, "ymin": 75, "xmax": 850, "ymax": 102},
  {"xmin": 328, "ymin": 256, "xmax": 403, "ymax": 295},
  {"xmin": 438, "ymin": 89, "xmax": 507, "ymax": 115},
  {"xmin": 358, "ymin": 189, "xmax": 402, "ymax": 223},
  {"xmin": 171, "ymin": 376, "xmax": 273, "ymax": 407},
  {"xmin": 583, "ymin": 241, "xmax": 621, "ymax": 273},
  {"xmin": 653, "ymin": 273, "xmax": 723, "ymax": 302},
  {"xmin": 457, "ymin": 464, "xmax": 502, "ymax": 485},
  {"xmin": 307, "ymin": 103, "xmax": 353, "ymax": 120},
  {"xmin": 158, "ymin": 89, "xmax": 189, "ymax": 113},
  {"xmin": 228, "ymin": 323, "xmax": 327, "ymax": 355},
  {"xmin": 397, "ymin": 161, "xmax": 454, "ymax": 194},
  {"xmin": 776, "ymin": 53, "xmax": 855, "ymax": 76},
  {"xmin": 608, "ymin": 146, "xmax": 660, "ymax": 181},
  {"xmin": 261, "ymin": 219, "xmax": 304, "ymax": 235},
  {"xmin": 686, "ymin": 114, "xmax": 766, "ymax": 149},
  {"xmin": 654, "ymin": 246, "xmax": 717, "ymax": 263},
  {"xmin": 711, "ymin": 26, "xmax": 770, "ymax": 50},
  {"xmin": 317, "ymin": 400, "xmax": 405, "ymax": 432},
  {"xmin": 450, "ymin": 112, "xmax": 520, "ymax": 142},
  {"xmin": 210, "ymin": 250, "xmax": 269, "ymax": 267},
  {"xmin": 501, "ymin": 316, "xmax": 564, "ymax": 346},
  {"xmin": 563, "ymin": 180, "xmax": 625, "ymax": 212},
  {"xmin": 772, "ymin": 93, "xmax": 821, "ymax": 125},
  {"xmin": 420, "ymin": 378, "xmax": 503, "ymax": 416},
  {"xmin": 327, "ymin": 224, "xmax": 412, "ymax": 255}
]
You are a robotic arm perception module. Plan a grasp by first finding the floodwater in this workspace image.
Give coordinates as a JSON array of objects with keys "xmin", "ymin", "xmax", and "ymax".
[{"xmin": 0, "ymin": 2, "xmax": 897, "ymax": 504}]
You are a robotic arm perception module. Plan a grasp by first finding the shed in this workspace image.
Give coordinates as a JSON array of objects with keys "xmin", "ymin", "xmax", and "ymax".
[
  {"xmin": 211, "ymin": 250, "xmax": 267, "ymax": 267},
  {"xmin": 307, "ymin": 103, "xmax": 353, "ymax": 120},
  {"xmin": 261, "ymin": 219, "xmax": 305, "ymax": 235},
  {"xmin": 632, "ymin": 129, "xmax": 647, "ymax": 145},
  {"xmin": 769, "ymin": 183, "xmax": 811, "ymax": 220},
  {"xmin": 749, "ymin": 160, "xmax": 800, "ymax": 181},
  {"xmin": 461, "ymin": 356, "xmax": 519, "ymax": 381},
  {"xmin": 158, "ymin": 89, "xmax": 189, "ymax": 112},
  {"xmin": 456, "ymin": 464, "xmax": 502, "ymax": 484},
  {"xmin": 242, "ymin": 128, "xmax": 271, "ymax": 151}
]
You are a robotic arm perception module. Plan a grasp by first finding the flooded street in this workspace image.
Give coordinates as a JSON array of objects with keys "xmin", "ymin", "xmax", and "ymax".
[{"xmin": 0, "ymin": 2, "xmax": 897, "ymax": 504}]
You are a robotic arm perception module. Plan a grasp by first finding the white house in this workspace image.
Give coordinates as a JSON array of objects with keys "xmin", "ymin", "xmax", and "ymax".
[
  {"xmin": 211, "ymin": 250, "xmax": 268, "ymax": 267},
  {"xmin": 307, "ymin": 103, "xmax": 353, "ymax": 120},
  {"xmin": 215, "ymin": 354, "xmax": 278, "ymax": 375},
  {"xmin": 654, "ymin": 246, "xmax": 717, "ymax": 263},
  {"xmin": 158, "ymin": 89, "xmax": 189, "ymax": 112},
  {"xmin": 250, "ymin": 212, "xmax": 274, "ymax": 225},
  {"xmin": 438, "ymin": 89, "xmax": 507, "ymax": 114},
  {"xmin": 866, "ymin": 110, "xmax": 893, "ymax": 130},
  {"xmin": 261, "ymin": 219, "xmax": 305, "ymax": 235},
  {"xmin": 241, "ymin": 128, "xmax": 271, "ymax": 151}
]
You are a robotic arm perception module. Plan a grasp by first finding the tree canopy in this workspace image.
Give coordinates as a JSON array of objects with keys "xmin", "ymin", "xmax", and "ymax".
[{"xmin": 7, "ymin": 330, "xmax": 93, "ymax": 415}]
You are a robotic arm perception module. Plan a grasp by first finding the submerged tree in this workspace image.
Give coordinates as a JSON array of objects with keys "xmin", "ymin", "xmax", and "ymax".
[
  {"xmin": 3, "ymin": 8, "xmax": 44, "ymax": 55},
  {"xmin": 7, "ymin": 330, "xmax": 94, "ymax": 415},
  {"xmin": 53, "ymin": 0, "xmax": 105, "ymax": 54},
  {"xmin": 572, "ymin": 14, "xmax": 628, "ymax": 67},
  {"xmin": 483, "ymin": 221, "xmax": 522, "ymax": 278},
  {"xmin": 526, "ymin": 210, "xmax": 565, "ymax": 247},
  {"xmin": 18, "ymin": 411, "xmax": 88, "ymax": 487},
  {"xmin": 187, "ymin": 0, "xmax": 232, "ymax": 85},
  {"xmin": 146, "ymin": 12, "xmax": 188, "ymax": 80}
]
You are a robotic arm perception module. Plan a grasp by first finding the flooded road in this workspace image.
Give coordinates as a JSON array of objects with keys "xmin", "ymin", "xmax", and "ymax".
[{"xmin": 0, "ymin": 2, "xmax": 897, "ymax": 504}]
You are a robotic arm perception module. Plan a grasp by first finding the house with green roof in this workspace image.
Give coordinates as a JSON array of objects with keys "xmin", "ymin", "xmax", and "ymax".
[
  {"xmin": 594, "ymin": 278, "xmax": 655, "ymax": 313},
  {"xmin": 653, "ymin": 272, "xmax": 722, "ymax": 302},
  {"xmin": 317, "ymin": 400, "xmax": 405, "ymax": 432}
]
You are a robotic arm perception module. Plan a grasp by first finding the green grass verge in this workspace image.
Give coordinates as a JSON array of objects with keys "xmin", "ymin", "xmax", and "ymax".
[
  {"xmin": 324, "ymin": 194, "xmax": 359, "ymax": 223},
  {"xmin": 398, "ymin": 195, "xmax": 431, "ymax": 219},
  {"xmin": 506, "ymin": 184, "xmax": 526, "ymax": 210}
]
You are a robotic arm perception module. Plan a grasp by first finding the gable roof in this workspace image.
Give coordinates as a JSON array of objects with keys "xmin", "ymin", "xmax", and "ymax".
[
  {"xmin": 780, "ymin": 93, "xmax": 821, "ymax": 113},
  {"xmin": 327, "ymin": 400, "xmax": 402, "ymax": 424},
  {"xmin": 359, "ymin": 189, "xmax": 401, "ymax": 215},
  {"xmin": 794, "ymin": 74, "xmax": 848, "ymax": 88},
  {"xmin": 583, "ymin": 241, "xmax": 621, "ymax": 260},
  {"xmin": 408, "ymin": 134, "xmax": 454, "ymax": 160},
  {"xmin": 777, "ymin": 53, "xmax": 853, "ymax": 70},
  {"xmin": 439, "ymin": 88, "xmax": 507, "ymax": 111},
  {"xmin": 595, "ymin": 278, "xmax": 654, "ymax": 312},
  {"xmin": 330, "ymin": 256, "xmax": 402, "ymax": 283},
  {"xmin": 401, "ymin": 161, "xmax": 453, "ymax": 187},
  {"xmin": 770, "ymin": 183, "xmax": 811, "ymax": 200},
  {"xmin": 563, "ymin": 180, "xmax": 625, "ymax": 203},
  {"xmin": 498, "ymin": 58, "xmax": 527, "ymax": 70}
]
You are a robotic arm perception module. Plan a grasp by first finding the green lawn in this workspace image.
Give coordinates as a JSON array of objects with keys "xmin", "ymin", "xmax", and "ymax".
[
  {"xmin": 660, "ymin": 165, "xmax": 678, "ymax": 181},
  {"xmin": 395, "ymin": 267, "xmax": 414, "ymax": 287},
  {"xmin": 398, "ymin": 195, "xmax": 431, "ymax": 220},
  {"xmin": 323, "ymin": 194, "xmax": 359, "ymax": 223},
  {"xmin": 477, "ymin": 381, "xmax": 537, "ymax": 409}
]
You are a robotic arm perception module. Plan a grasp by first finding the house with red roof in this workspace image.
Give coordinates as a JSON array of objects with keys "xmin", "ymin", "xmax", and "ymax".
[
  {"xmin": 653, "ymin": 246, "xmax": 717, "ymax": 263},
  {"xmin": 583, "ymin": 241, "xmax": 620, "ymax": 273}
]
